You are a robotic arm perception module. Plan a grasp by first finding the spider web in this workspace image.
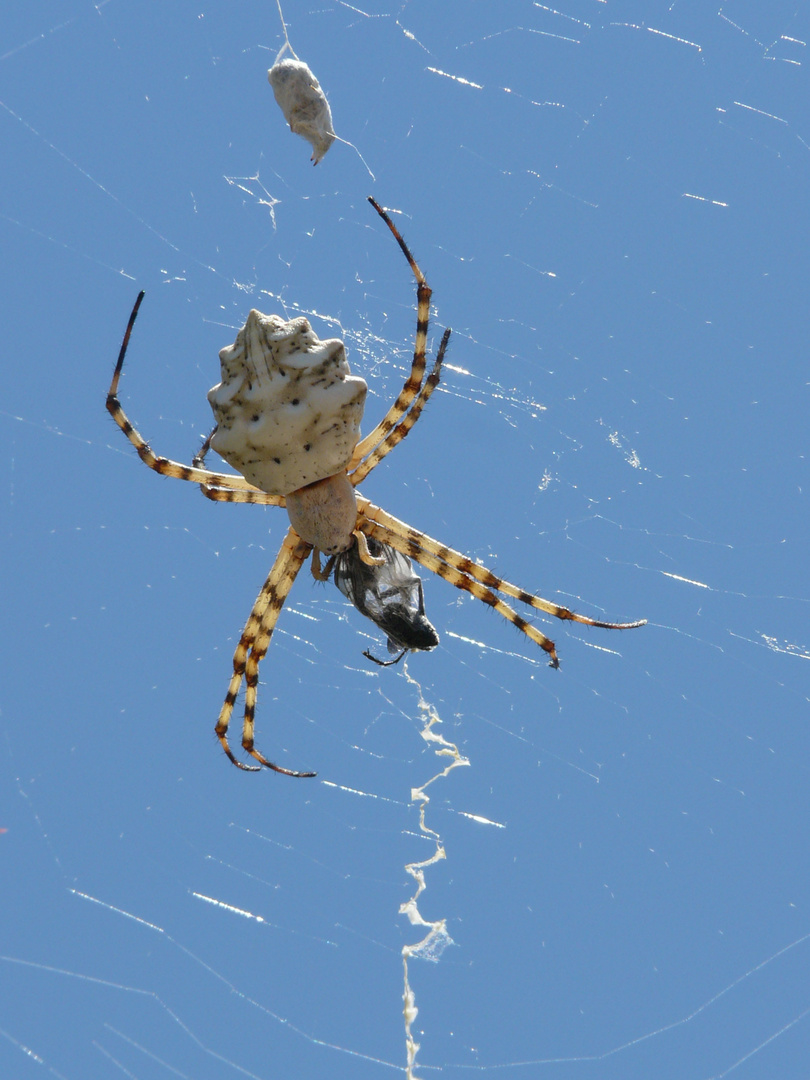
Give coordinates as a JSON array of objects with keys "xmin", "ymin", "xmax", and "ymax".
[{"xmin": 2, "ymin": 2, "xmax": 810, "ymax": 1077}]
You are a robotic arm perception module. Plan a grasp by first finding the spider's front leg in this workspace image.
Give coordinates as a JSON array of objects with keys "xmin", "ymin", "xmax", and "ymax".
[
  {"xmin": 348, "ymin": 198, "xmax": 437, "ymax": 471},
  {"xmin": 349, "ymin": 327, "xmax": 450, "ymax": 487},
  {"xmin": 191, "ymin": 426, "xmax": 287, "ymax": 506},
  {"xmin": 215, "ymin": 527, "xmax": 316, "ymax": 775},
  {"xmin": 106, "ymin": 292, "xmax": 274, "ymax": 495}
]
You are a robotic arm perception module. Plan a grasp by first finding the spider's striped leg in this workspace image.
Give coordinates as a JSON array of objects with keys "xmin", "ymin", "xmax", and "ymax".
[
  {"xmin": 350, "ymin": 328, "xmax": 451, "ymax": 487},
  {"xmin": 215, "ymin": 560, "xmax": 283, "ymax": 771},
  {"xmin": 197, "ymin": 485, "xmax": 286, "ymax": 505},
  {"xmin": 311, "ymin": 550, "xmax": 336, "ymax": 581},
  {"xmin": 348, "ymin": 198, "xmax": 434, "ymax": 470},
  {"xmin": 106, "ymin": 291, "xmax": 263, "ymax": 493},
  {"xmin": 192, "ymin": 427, "xmax": 286, "ymax": 506},
  {"xmin": 357, "ymin": 517, "xmax": 562, "ymax": 667},
  {"xmin": 238, "ymin": 529, "xmax": 315, "ymax": 775},
  {"xmin": 193, "ymin": 426, "xmax": 217, "ymax": 472},
  {"xmin": 215, "ymin": 527, "xmax": 314, "ymax": 774},
  {"xmin": 358, "ymin": 500, "xmax": 647, "ymax": 632}
]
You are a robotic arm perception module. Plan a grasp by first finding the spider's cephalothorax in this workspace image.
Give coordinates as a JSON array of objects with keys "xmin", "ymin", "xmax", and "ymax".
[{"xmin": 107, "ymin": 196, "xmax": 647, "ymax": 775}]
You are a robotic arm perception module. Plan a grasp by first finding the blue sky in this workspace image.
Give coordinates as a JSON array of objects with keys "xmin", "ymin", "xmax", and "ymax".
[{"xmin": 2, "ymin": 2, "xmax": 809, "ymax": 1077}]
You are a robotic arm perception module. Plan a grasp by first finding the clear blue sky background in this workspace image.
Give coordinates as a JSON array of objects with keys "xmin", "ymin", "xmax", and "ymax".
[{"xmin": 2, "ymin": 2, "xmax": 809, "ymax": 1077}]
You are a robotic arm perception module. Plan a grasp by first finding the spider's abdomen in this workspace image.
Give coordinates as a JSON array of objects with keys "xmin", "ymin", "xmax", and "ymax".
[{"xmin": 208, "ymin": 312, "xmax": 367, "ymax": 496}]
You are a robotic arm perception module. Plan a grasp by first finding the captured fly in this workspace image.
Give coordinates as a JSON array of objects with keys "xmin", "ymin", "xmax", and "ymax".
[{"xmin": 333, "ymin": 536, "xmax": 439, "ymax": 665}]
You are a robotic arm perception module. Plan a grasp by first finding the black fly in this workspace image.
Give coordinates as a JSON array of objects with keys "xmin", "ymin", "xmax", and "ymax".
[{"xmin": 333, "ymin": 536, "xmax": 439, "ymax": 665}]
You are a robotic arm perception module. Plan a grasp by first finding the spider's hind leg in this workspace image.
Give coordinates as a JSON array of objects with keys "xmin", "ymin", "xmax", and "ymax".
[
  {"xmin": 357, "ymin": 501, "xmax": 646, "ymax": 666},
  {"xmin": 359, "ymin": 514, "xmax": 562, "ymax": 667}
]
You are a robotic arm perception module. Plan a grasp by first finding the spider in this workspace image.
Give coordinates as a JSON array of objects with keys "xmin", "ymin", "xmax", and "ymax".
[{"xmin": 107, "ymin": 196, "xmax": 646, "ymax": 776}]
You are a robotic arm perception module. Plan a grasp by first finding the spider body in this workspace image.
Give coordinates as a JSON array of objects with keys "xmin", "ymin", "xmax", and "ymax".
[{"xmin": 107, "ymin": 197, "xmax": 646, "ymax": 775}]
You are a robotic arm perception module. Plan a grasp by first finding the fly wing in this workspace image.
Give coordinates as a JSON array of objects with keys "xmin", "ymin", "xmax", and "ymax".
[{"xmin": 333, "ymin": 537, "xmax": 439, "ymax": 655}]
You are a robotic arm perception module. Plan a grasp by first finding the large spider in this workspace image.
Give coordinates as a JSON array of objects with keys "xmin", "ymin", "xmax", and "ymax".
[{"xmin": 107, "ymin": 197, "xmax": 646, "ymax": 775}]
